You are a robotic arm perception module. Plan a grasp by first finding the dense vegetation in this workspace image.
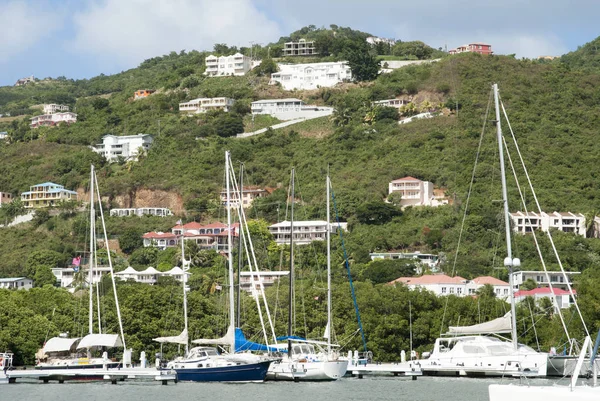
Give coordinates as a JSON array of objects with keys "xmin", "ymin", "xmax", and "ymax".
[{"xmin": 1, "ymin": 27, "xmax": 600, "ymax": 365}]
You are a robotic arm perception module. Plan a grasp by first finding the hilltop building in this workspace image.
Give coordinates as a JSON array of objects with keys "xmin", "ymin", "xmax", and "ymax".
[
  {"xmin": 0, "ymin": 192, "xmax": 13, "ymax": 207},
  {"xmin": 179, "ymin": 97, "xmax": 235, "ymax": 114},
  {"xmin": 20, "ymin": 182, "xmax": 78, "ymax": 208},
  {"xmin": 205, "ymin": 53, "xmax": 252, "ymax": 76},
  {"xmin": 220, "ymin": 186, "xmax": 271, "ymax": 209},
  {"xmin": 110, "ymin": 207, "xmax": 173, "ymax": 217},
  {"xmin": 369, "ymin": 251, "xmax": 440, "ymax": 273},
  {"xmin": 270, "ymin": 62, "xmax": 352, "ymax": 90},
  {"xmin": 283, "ymin": 39, "xmax": 318, "ymax": 56},
  {"xmin": 43, "ymin": 104, "xmax": 69, "ymax": 114},
  {"xmin": 510, "ymin": 270, "xmax": 580, "ymax": 291},
  {"xmin": 509, "ymin": 211, "xmax": 586, "ymax": 237},
  {"xmin": 240, "ymin": 271, "xmax": 290, "ymax": 294},
  {"xmin": 0, "ymin": 277, "xmax": 33, "ymax": 290},
  {"xmin": 373, "ymin": 99, "xmax": 408, "ymax": 109},
  {"xmin": 91, "ymin": 134, "xmax": 153, "ymax": 162},
  {"xmin": 388, "ymin": 274, "xmax": 511, "ymax": 299},
  {"xmin": 14, "ymin": 75, "xmax": 35, "ymax": 86},
  {"xmin": 388, "ymin": 176, "xmax": 449, "ymax": 208},
  {"xmin": 449, "ymin": 43, "xmax": 493, "ymax": 55},
  {"xmin": 251, "ymin": 98, "xmax": 334, "ymax": 120}
]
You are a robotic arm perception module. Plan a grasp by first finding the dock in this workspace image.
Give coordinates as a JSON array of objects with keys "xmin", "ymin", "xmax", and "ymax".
[
  {"xmin": 4, "ymin": 367, "xmax": 177, "ymax": 385},
  {"xmin": 348, "ymin": 361, "xmax": 422, "ymax": 379}
]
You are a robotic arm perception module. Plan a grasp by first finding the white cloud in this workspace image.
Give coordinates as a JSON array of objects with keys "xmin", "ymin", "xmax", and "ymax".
[
  {"xmin": 0, "ymin": 1, "xmax": 63, "ymax": 63},
  {"xmin": 70, "ymin": 0, "xmax": 281, "ymax": 66}
]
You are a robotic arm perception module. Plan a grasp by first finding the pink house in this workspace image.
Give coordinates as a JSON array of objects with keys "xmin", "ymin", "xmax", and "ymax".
[
  {"xmin": 514, "ymin": 287, "xmax": 576, "ymax": 309},
  {"xmin": 143, "ymin": 221, "xmax": 239, "ymax": 251},
  {"xmin": 449, "ymin": 43, "xmax": 493, "ymax": 56}
]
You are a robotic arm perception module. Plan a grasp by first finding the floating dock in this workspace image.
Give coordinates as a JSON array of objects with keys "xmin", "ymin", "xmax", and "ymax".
[
  {"xmin": 4, "ymin": 367, "xmax": 177, "ymax": 385},
  {"xmin": 348, "ymin": 361, "xmax": 422, "ymax": 379}
]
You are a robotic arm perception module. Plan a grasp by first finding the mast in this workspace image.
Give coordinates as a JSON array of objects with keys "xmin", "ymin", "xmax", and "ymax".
[
  {"xmin": 88, "ymin": 165, "xmax": 95, "ymax": 335},
  {"xmin": 180, "ymin": 225, "xmax": 189, "ymax": 355},
  {"xmin": 493, "ymin": 83, "xmax": 519, "ymax": 350},
  {"xmin": 326, "ymin": 174, "xmax": 332, "ymax": 355},
  {"xmin": 287, "ymin": 168, "xmax": 295, "ymax": 357},
  {"xmin": 236, "ymin": 164, "xmax": 243, "ymax": 328},
  {"xmin": 225, "ymin": 151, "xmax": 236, "ymax": 354}
]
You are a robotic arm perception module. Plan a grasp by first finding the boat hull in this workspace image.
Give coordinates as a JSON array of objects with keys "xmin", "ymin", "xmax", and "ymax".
[
  {"xmin": 547, "ymin": 355, "xmax": 599, "ymax": 377},
  {"xmin": 419, "ymin": 353, "xmax": 548, "ymax": 377},
  {"xmin": 35, "ymin": 362, "xmax": 121, "ymax": 370},
  {"xmin": 267, "ymin": 359, "xmax": 348, "ymax": 381},
  {"xmin": 175, "ymin": 360, "xmax": 271, "ymax": 382},
  {"xmin": 489, "ymin": 383, "xmax": 600, "ymax": 401}
]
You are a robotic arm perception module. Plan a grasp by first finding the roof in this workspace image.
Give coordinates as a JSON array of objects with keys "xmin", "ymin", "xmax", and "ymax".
[
  {"xmin": 515, "ymin": 287, "xmax": 576, "ymax": 297},
  {"xmin": 471, "ymin": 276, "xmax": 509, "ymax": 286},
  {"xmin": 32, "ymin": 182, "xmax": 63, "ymax": 188},
  {"xmin": 252, "ymin": 98, "xmax": 303, "ymax": 104},
  {"xmin": 139, "ymin": 266, "xmax": 160, "ymax": 274},
  {"xmin": 0, "ymin": 277, "xmax": 30, "ymax": 283},
  {"xmin": 142, "ymin": 232, "xmax": 177, "ymax": 239},
  {"xmin": 390, "ymin": 176, "xmax": 422, "ymax": 183},
  {"xmin": 389, "ymin": 274, "xmax": 466, "ymax": 286},
  {"xmin": 270, "ymin": 220, "xmax": 329, "ymax": 228},
  {"xmin": 469, "ymin": 42, "xmax": 491, "ymax": 46}
]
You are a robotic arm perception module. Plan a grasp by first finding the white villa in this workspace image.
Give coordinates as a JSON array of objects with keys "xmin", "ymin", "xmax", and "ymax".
[
  {"xmin": 21, "ymin": 182, "xmax": 78, "ymax": 209},
  {"xmin": 220, "ymin": 186, "xmax": 271, "ymax": 209},
  {"xmin": 43, "ymin": 104, "xmax": 69, "ymax": 114},
  {"xmin": 283, "ymin": 39, "xmax": 318, "ymax": 56},
  {"xmin": 0, "ymin": 277, "xmax": 33, "ymax": 290},
  {"xmin": 388, "ymin": 176, "xmax": 449, "ymax": 208},
  {"xmin": 514, "ymin": 287, "xmax": 576, "ymax": 309},
  {"xmin": 509, "ymin": 211, "xmax": 586, "ymax": 237},
  {"xmin": 373, "ymin": 99, "xmax": 408, "ymax": 109},
  {"xmin": 91, "ymin": 134, "xmax": 153, "ymax": 162},
  {"xmin": 205, "ymin": 53, "xmax": 252, "ymax": 77},
  {"xmin": 240, "ymin": 271, "xmax": 290, "ymax": 294},
  {"xmin": 179, "ymin": 97, "xmax": 235, "ymax": 114},
  {"xmin": 143, "ymin": 221, "xmax": 238, "ymax": 251},
  {"xmin": 52, "ymin": 265, "xmax": 112, "ymax": 288},
  {"xmin": 510, "ymin": 270, "xmax": 580, "ymax": 291},
  {"xmin": 389, "ymin": 274, "xmax": 511, "ymax": 299},
  {"xmin": 270, "ymin": 62, "xmax": 352, "ymax": 91},
  {"xmin": 30, "ymin": 112, "xmax": 77, "ymax": 128},
  {"xmin": 114, "ymin": 266, "xmax": 189, "ymax": 285},
  {"xmin": 268, "ymin": 220, "xmax": 348, "ymax": 245},
  {"xmin": 369, "ymin": 251, "xmax": 440, "ymax": 273},
  {"xmin": 251, "ymin": 98, "xmax": 334, "ymax": 121}
]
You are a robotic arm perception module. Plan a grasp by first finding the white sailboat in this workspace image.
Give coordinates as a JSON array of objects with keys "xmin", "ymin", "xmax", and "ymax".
[
  {"xmin": 266, "ymin": 172, "xmax": 348, "ymax": 381},
  {"xmin": 36, "ymin": 165, "xmax": 127, "ymax": 370},
  {"xmin": 415, "ymin": 84, "xmax": 548, "ymax": 377}
]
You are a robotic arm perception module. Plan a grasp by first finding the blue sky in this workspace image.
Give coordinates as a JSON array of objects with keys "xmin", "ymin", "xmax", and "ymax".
[{"xmin": 1, "ymin": 0, "xmax": 598, "ymax": 87}]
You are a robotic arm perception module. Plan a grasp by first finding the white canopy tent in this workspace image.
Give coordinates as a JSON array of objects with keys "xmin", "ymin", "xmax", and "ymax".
[{"xmin": 42, "ymin": 337, "xmax": 80, "ymax": 353}]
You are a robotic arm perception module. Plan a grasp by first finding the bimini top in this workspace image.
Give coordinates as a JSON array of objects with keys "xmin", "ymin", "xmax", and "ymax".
[
  {"xmin": 43, "ymin": 337, "xmax": 80, "ymax": 353},
  {"xmin": 77, "ymin": 334, "xmax": 123, "ymax": 349},
  {"xmin": 448, "ymin": 312, "xmax": 512, "ymax": 335}
]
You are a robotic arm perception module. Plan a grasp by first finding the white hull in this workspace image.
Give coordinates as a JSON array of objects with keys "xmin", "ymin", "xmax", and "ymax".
[
  {"xmin": 489, "ymin": 383, "xmax": 600, "ymax": 401},
  {"xmin": 419, "ymin": 352, "xmax": 548, "ymax": 377},
  {"xmin": 547, "ymin": 355, "xmax": 599, "ymax": 377},
  {"xmin": 267, "ymin": 359, "xmax": 348, "ymax": 381}
]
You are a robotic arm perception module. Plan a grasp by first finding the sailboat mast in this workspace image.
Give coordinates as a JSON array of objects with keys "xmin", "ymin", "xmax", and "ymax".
[
  {"xmin": 88, "ymin": 165, "xmax": 95, "ymax": 335},
  {"xmin": 225, "ymin": 151, "xmax": 236, "ymax": 353},
  {"xmin": 287, "ymin": 168, "xmax": 295, "ymax": 357},
  {"xmin": 180, "ymin": 227, "xmax": 189, "ymax": 355},
  {"xmin": 493, "ymin": 83, "xmax": 519, "ymax": 350},
  {"xmin": 237, "ymin": 164, "xmax": 243, "ymax": 328},
  {"xmin": 326, "ymin": 174, "xmax": 332, "ymax": 355}
]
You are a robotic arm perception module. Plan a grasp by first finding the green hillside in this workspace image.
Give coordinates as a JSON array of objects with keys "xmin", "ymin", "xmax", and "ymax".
[{"xmin": 1, "ymin": 30, "xmax": 600, "ymax": 365}]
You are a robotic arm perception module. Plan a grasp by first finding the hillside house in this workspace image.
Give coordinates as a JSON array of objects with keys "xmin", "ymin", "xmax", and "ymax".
[
  {"xmin": 14, "ymin": 75, "xmax": 35, "ymax": 86},
  {"xmin": 43, "ymin": 104, "xmax": 69, "ymax": 114},
  {"xmin": 240, "ymin": 271, "xmax": 290, "ymax": 294},
  {"xmin": 514, "ymin": 287, "xmax": 576, "ymax": 309},
  {"xmin": 220, "ymin": 186, "xmax": 271, "ymax": 209},
  {"xmin": 268, "ymin": 220, "xmax": 348, "ymax": 245},
  {"xmin": 21, "ymin": 182, "xmax": 78, "ymax": 208},
  {"xmin": 134, "ymin": 89, "xmax": 155, "ymax": 99},
  {"xmin": 388, "ymin": 176, "xmax": 449, "ymax": 208},
  {"xmin": 510, "ymin": 270, "xmax": 580, "ymax": 291},
  {"xmin": 388, "ymin": 274, "xmax": 510, "ymax": 299},
  {"xmin": 143, "ymin": 221, "xmax": 238, "ymax": 251},
  {"xmin": 509, "ymin": 211, "xmax": 586, "ymax": 236},
  {"xmin": 0, "ymin": 192, "xmax": 12, "ymax": 207},
  {"xmin": 283, "ymin": 39, "xmax": 318, "ymax": 56},
  {"xmin": 179, "ymin": 97, "xmax": 235, "ymax": 113},
  {"xmin": 271, "ymin": 62, "xmax": 352, "ymax": 91},
  {"xmin": 110, "ymin": 207, "xmax": 173, "ymax": 217},
  {"xmin": 369, "ymin": 251, "xmax": 440, "ymax": 273},
  {"xmin": 251, "ymin": 98, "xmax": 334, "ymax": 121},
  {"xmin": 91, "ymin": 134, "xmax": 153, "ymax": 162},
  {"xmin": 0, "ymin": 277, "xmax": 33, "ymax": 290},
  {"xmin": 205, "ymin": 53, "xmax": 252, "ymax": 76},
  {"xmin": 373, "ymin": 99, "xmax": 408, "ymax": 109},
  {"xmin": 30, "ymin": 112, "xmax": 77, "ymax": 128}
]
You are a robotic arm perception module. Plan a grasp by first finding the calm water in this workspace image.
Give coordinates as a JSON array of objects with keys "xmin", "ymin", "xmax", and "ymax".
[{"xmin": 0, "ymin": 376, "xmax": 582, "ymax": 401}]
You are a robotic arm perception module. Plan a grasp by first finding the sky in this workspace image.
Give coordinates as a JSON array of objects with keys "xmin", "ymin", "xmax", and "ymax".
[{"xmin": 1, "ymin": 0, "xmax": 598, "ymax": 86}]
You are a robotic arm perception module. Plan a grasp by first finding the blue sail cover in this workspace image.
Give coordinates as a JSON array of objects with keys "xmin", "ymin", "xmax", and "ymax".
[
  {"xmin": 276, "ymin": 335, "xmax": 306, "ymax": 342},
  {"xmin": 234, "ymin": 328, "xmax": 280, "ymax": 353}
]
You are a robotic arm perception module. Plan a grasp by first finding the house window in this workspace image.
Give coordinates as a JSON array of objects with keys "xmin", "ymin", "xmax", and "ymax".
[
  {"xmin": 441, "ymin": 287, "xmax": 447, "ymax": 294},
  {"xmin": 449, "ymin": 287, "xmax": 455, "ymax": 294},
  {"xmin": 457, "ymin": 288, "xmax": 463, "ymax": 295}
]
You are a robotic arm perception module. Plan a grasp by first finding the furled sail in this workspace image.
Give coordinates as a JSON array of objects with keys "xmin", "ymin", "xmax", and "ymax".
[{"xmin": 448, "ymin": 312, "xmax": 512, "ymax": 335}]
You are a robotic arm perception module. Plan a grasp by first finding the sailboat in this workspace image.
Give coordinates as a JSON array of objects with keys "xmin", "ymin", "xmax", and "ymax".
[
  {"xmin": 414, "ymin": 84, "xmax": 548, "ymax": 377},
  {"xmin": 162, "ymin": 151, "xmax": 273, "ymax": 382},
  {"xmin": 36, "ymin": 165, "xmax": 127, "ymax": 370},
  {"xmin": 266, "ymin": 171, "xmax": 348, "ymax": 381}
]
